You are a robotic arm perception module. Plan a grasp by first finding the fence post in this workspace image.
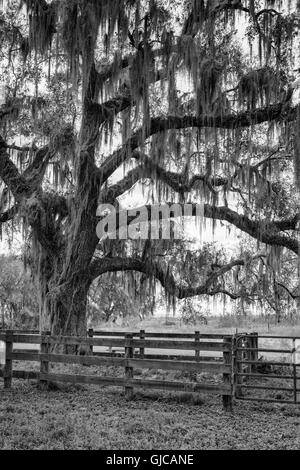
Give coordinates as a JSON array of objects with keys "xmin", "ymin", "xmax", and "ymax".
[
  {"xmin": 195, "ymin": 331, "xmax": 200, "ymax": 362},
  {"xmin": 238, "ymin": 336, "xmax": 244, "ymax": 398},
  {"xmin": 139, "ymin": 330, "xmax": 145, "ymax": 358},
  {"xmin": 4, "ymin": 330, "xmax": 13, "ymax": 389},
  {"xmin": 39, "ymin": 332, "xmax": 49, "ymax": 390},
  {"xmin": 232, "ymin": 335, "xmax": 237, "ymax": 398},
  {"xmin": 251, "ymin": 332, "xmax": 258, "ymax": 373},
  {"xmin": 233, "ymin": 335, "xmax": 243, "ymax": 398},
  {"xmin": 222, "ymin": 336, "xmax": 233, "ymax": 412},
  {"xmin": 88, "ymin": 328, "xmax": 94, "ymax": 355},
  {"xmin": 125, "ymin": 333, "xmax": 134, "ymax": 399},
  {"xmin": 292, "ymin": 338, "xmax": 297, "ymax": 404},
  {"xmin": 245, "ymin": 334, "xmax": 252, "ymax": 374}
]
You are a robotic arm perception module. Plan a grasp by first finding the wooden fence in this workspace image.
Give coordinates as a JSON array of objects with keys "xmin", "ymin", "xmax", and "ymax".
[
  {"xmin": 2, "ymin": 330, "xmax": 299, "ymax": 408},
  {"xmin": 0, "ymin": 330, "xmax": 233, "ymax": 410}
]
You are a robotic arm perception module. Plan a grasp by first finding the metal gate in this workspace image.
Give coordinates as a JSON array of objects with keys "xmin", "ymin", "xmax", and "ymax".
[{"xmin": 233, "ymin": 333, "xmax": 300, "ymax": 405}]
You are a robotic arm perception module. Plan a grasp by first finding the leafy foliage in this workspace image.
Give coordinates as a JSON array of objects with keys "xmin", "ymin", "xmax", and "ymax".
[
  {"xmin": 0, "ymin": 0, "xmax": 299, "ymax": 335},
  {"xmin": 0, "ymin": 254, "xmax": 39, "ymax": 329}
]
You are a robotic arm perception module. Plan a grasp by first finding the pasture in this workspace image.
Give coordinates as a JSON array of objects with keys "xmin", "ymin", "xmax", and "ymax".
[{"xmin": 1, "ymin": 375, "xmax": 300, "ymax": 450}]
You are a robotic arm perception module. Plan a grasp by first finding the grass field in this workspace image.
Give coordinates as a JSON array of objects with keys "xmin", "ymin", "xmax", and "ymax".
[
  {"xmin": 1, "ymin": 316, "xmax": 300, "ymax": 450},
  {"xmin": 1, "ymin": 379, "xmax": 300, "ymax": 450},
  {"xmin": 96, "ymin": 314, "xmax": 300, "ymax": 337}
]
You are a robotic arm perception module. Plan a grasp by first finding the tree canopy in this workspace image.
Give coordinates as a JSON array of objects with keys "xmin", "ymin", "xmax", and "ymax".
[{"xmin": 0, "ymin": 0, "xmax": 299, "ymax": 335}]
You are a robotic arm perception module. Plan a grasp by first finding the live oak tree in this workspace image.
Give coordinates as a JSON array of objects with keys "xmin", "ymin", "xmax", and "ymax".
[{"xmin": 0, "ymin": 0, "xmax": 299, "ymax": 336}]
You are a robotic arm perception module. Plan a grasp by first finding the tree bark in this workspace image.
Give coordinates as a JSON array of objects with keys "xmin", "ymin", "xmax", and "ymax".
[
  {"xmin": 49, "ymin": 282, "xmax": 89, "ymax": 338},
  {"xmin": 39, "ymin": 277, "xmax": 91, "ymax": 354},
  {"xmin": 32, "ymin": 237, "xmax": 92, "ymax": 344}
]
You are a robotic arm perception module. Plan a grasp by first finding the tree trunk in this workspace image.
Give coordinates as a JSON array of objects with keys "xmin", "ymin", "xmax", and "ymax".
[
  {"xmin": 34, "ymin": 253, "xmax": 92, "ymax": 352},
  {"xmin": 49, "ymin": 283, "xmax": 89, "ymax": 337}
]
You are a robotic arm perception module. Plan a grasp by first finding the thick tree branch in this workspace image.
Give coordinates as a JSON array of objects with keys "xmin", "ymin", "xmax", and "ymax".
[
  {"xmin": 273, "ymin": 214, "xmax": 300, "ymax": 232},
  {"xmin": 95, "ymin": 49, "xmax": 168, "ymax": 91},
  {"xmin": 0, "ymin": 104, "xmax": 19, "ymax": 121},
  {"xmin": 88, "ymin": 254, "xmax": 264, "ymax": 300},
  {"xmin": 104, "ymin": 203, "xmax": 299, "ymax": 254},
  {"xmin": 0, "ymin": 136, "xmax": 31, "ymax": 200},
  {"xmin": 0, "ymin": 204, "xmax": 18, "ymax": 223},
  {"xmin": 0, "ymin": 134, "xmax": 67, "ymax": 252},
  {"xmin": 98, "ymin": 103, "xmax": 297, "ymax": 184},
  {"xmin": 102, "ymin": 147, "xmax": 297, "ymax": 211},
  {"xmin": 93, "ymin": 71, "xmax": 167, "ymax": 127},
  {"xmin": 202, "ymin": 206, "xmax": 299, "ymax": 250},
  {"xmin": 276, "ymin": 282, "xmax": 300, "ymax": 300},
  {"xmin": 100, "ymin": 150, "xmax": 299, "ymax": 254},
  {"xmin": 23, "ymin": 146, "xmax": 52, "ymax": 188},
  {"xmin": 94, "ymin": 94, "xmax": 132, "ymax": 123},
  {"xmin": 101, "ymin": 154, "xmax": 227, "ymax": 204},
  {"xmin": 183, "ymin": 1, "xmax": 250, "ymax": 36}
]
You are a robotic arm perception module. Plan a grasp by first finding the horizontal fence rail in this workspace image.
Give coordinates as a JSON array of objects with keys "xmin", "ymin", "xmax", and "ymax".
[
  {"xmin": 0, "ymin": 336, "xmax": 227, "ymax": 350},
  {"xmin": 92, "ymin": 331, "xmax": 228, "ymax": 339},
  {"xmin": 0, "ymin": 329, "xmax": 230, "ymax": 338}
]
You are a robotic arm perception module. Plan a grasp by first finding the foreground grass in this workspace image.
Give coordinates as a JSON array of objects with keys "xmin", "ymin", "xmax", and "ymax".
[{"xmin": 1, "ymin": 380, "xmax": 300, "ymax": 450}]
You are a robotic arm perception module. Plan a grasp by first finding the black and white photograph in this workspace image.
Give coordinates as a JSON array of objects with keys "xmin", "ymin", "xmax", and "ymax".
[{"xmin": 0, "ymin": 0, "xmax": 300, "ymax": 453}]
